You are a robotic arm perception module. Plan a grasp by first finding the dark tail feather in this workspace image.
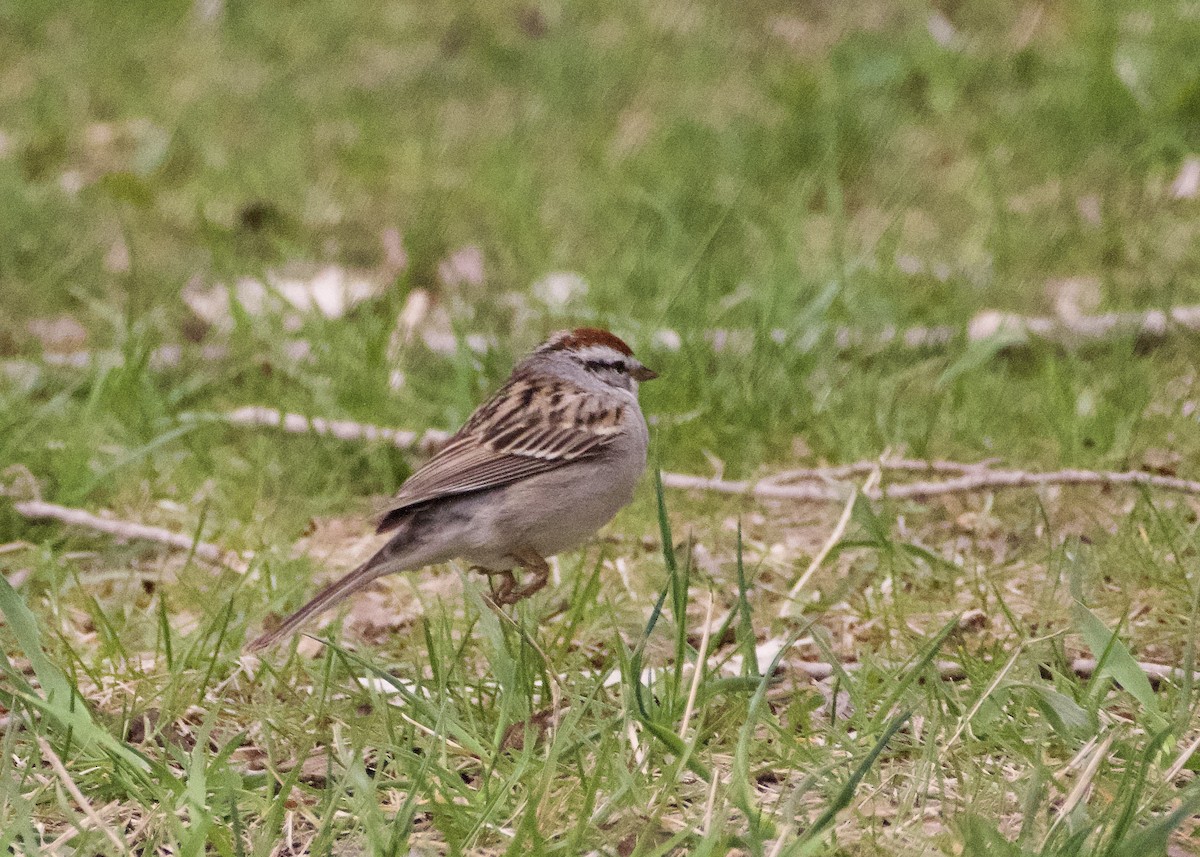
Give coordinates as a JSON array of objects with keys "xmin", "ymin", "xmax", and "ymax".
[
  {"xmin": 247, "ymin": 552, "xmax": 390, "ymax": 653},
  {"xmin": 376, "ymin": 506, "xmax": 408, "ymax": 534}
]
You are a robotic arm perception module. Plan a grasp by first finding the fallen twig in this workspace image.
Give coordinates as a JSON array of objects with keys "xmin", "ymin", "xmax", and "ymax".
[
  {"xmin": 214, "ymin": 407, "xmax": 1200, "ymax": 503},
  {"xmin": 12, "ymin": 500, "xmax": 245, "ymax": 571},
  {"xmin": 223, "ymin": 406, "xmax": 450, "ymax": 454},
  {"xmin": 9, "ymin": 302, "xmax": 1200, "ymax": 383},
  {"xmin": 779, "ymin": 470, "xmax": 877, "ymax": 617},
  {"xmin": 760, "ymin": 458, "xmax": 1001, "ymax": 485},
  {"xmin": 1064, "ymin": 657, "xmax": 1200, "ymax": 688},
  {"xmin": 829, "ymin": 304, "xmax": 1200, "ymax": 352},
  {"xmin": 37, "ymin": 736, "xmax": 130, "ymax": 856},
  {"xmin": 660, "ymin": 468, "xmax": 1200, "ymax": 502},
  {"xmin": 789, "ymin": 657, "xmax": 1200, "ymax": 688}
]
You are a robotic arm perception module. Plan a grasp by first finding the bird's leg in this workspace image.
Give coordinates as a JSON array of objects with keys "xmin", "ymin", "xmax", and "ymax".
[
  {"xmin": 470, "ymin": 565, "xmax": 518, "ymax": 603},
  {"xmin": 492, "ymin": 571, "xmax": 518, "ymax": 603},
  {"xmin": 507, "ymin": 548, "xmax": 550, "ymax": 603}
]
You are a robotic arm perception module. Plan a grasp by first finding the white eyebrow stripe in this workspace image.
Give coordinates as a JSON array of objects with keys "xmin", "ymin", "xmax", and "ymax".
[{"xmin": 572, "ymin": 345, "xmax": 627, "ymax": 362}]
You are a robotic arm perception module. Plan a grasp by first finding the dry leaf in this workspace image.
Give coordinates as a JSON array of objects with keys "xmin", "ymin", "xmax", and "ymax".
[
  {"xmin": 3, "ymin": 569, "xmax": 30, "ymax": 587},
  {"xmin": 651, "ymin": 328, "xmax": 681, "ymax": 351},
  {"xmin": 1048, "ymin": 276, "xmax": 1101, "ymax": 320},
  {"xmin": 394, "ymin": 288, "xmax": 431, "ymax": 347},
  {"xmin": 184, "ymin": 266, "xmax": 385, "ymax": 332},
  {"xmin": 299, "ymin": 752, "xmax": 333, "ymax": 785},
  {"xmin": 1171, "ymin": 156, "xmax": 1200, "ymax": 200},
  {"xmin": 531, "ymin": 271, "xmax": 587, "ymax": 309},
  {"xmin": 958, "ymin": 608, "xmax": 988, "ymax": 632},
  {"xmin": 500, "ymin": 706, "xmax": 557, "ymax": 751},
  {"xmin": 1075, "ymin": 195, "xmax": 1102, "ymax": 227},
  {"xmin": 26, "ymin": 316, "xmax": 88, "ymax": 353},
  {"xmin": 104, "ymin": 237, "xmax": 131, "ymax": 273},
  {"xmin": 381, "ymin": 227, "xmax": 407, "ymax": 274},
  {"xmin": 926, "ymin": 11, "xmax": 959, "ymax": 47},
  {"xmin": 437, "ymin": 245, "xmax": 485, "ymax": 289},
  {"xmin": 1142, "ymin": 447, "xmax": 1181, "ymax": 476},
  {"xmin": 296, "ymin": 635, "xmax": 326, "ymax": 659}
]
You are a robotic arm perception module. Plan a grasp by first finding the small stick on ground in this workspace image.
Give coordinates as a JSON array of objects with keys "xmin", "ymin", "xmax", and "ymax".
[
  {"xmin": 787, "ymin": 657, "xmax": 1200, "ymax": 688},
  {"xmin": 660, "ymin": 467, "xmax": 1200, "ymax": 503},
  {"xmin": 37, "ymin": 736, "xmax": 131, "ymax": 856},
  {"xmin": 759, "ymin": 457, "xmax": 1001, "ymax": 485},
  {"xmin": 779, "ymin": 468, "xmax": 879, "ymax": 618},
  {"xmin": 0, "ymin": 540, "xmax": 36, "ymax": 556},
  {"xmin": 12, "ymin": 500, "xmax": 245, "ymax": 572},
  {"xmin": 679, "ymin": 590, "xmax": 716, "ymax": 741},
  {"xmin": 214, "ymin": 407, "xmax": 1200, "ymax": 502},
  {"xmin": 224, "ymin": 406, "xmax": 449, "ymax": 453},
  {"xmin": 11, "ymin": 302, "xmax": 1200, "ymax": 378}
]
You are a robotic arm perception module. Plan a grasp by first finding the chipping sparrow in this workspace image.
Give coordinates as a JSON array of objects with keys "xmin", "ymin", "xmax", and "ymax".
[{"xmin": 247, "ymin": 327, "xmax": 656, "ymax": 651}]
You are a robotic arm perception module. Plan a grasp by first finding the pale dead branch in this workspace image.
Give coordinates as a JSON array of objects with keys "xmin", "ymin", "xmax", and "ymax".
[
  {"xmin": 828, "ymin": 304, "xmax": 1200, "ymax": 352},
  {"xmin": 779, "ymin": 469, "xmax": 877, "ymax": 618},
  {"xmin": 37, "ymin": 736, "xmax": 131, "ymax": 855},
  {"xmin": 660, "ymin": 468, "xmax": 1200, "ymax": 503},
  {"xmin": 760, "ymin": 458, "xmax": 1001, "ymax": 486},
  {"xmin": 223, "ymin": 406, "xmax": 450, "ymax": 454},
  {"xmin": 8, "ymin": 303, "xmax": 1200, "ymax": 381},
  {"xmin": 1067, "ymin": 657, "xmax": 1200, "ymax": 688},
  {"xmin": 12, "ymin": 499, "xmax": 245, "ymax": 571},
  {"xmin": 679, "ymin": 590, "xmax": 716, "ymax": 741},
  {"xmin": 213, "ymin": 407, "xmax": 1200, "ymax": 503},
  {"xmin": 789, "ymin": 657, "xmax": 1199, "ymax": 688}
]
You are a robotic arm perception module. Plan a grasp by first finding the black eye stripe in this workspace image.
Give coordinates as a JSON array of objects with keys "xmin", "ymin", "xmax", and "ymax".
[{"xmin": 584, "ymin": 358, "xmax": 626, "ymax": 373}]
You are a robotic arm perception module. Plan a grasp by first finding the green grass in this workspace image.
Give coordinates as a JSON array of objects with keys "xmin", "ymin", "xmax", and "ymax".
[{"xmin": 3, "ymin": 0, "xmax": 1200, "ymax": 853}]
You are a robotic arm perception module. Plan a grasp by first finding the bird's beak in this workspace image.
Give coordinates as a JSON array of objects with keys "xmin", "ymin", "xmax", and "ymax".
[{"xmin": 632, "ymin": 364, "xmax": 658, "ymax": 382}]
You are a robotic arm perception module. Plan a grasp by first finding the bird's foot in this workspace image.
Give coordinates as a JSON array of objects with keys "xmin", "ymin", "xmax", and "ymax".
[
  {"xmin": 507, "ymin": 549, "xmax": 550, "ymax": 603},
  {"xmin": 470, "ymin": 552, "xmax": 549, "ymax": 606},
  {"xmin": 471, "ymin": 566, "xmax": 519, "ymax": 605}
]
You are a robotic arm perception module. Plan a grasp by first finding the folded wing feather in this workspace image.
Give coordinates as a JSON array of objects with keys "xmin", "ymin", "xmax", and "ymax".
[{"xmin": 376, "ymin": 375, "xmax": 624, "ymax": 533}]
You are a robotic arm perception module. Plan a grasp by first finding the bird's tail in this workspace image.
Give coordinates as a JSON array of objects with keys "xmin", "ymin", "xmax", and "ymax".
[{"xmin": 246, "ymin": 536, "xmax": 414, "ymax": 652}]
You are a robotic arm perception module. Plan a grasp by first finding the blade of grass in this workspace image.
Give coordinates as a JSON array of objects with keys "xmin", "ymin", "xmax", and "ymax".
[
  {"xmin": 791, "ymin": 711, "xmax": 912, "ymax": 852},
  {"xmin": 0, "ymin": 575, "xmax": 156, "ymax": 780},
  {"xmin": 735, "ymin": 522, "xmax": 759, "ymax": 677},
  {"xmin": 626, "ymin": 575, "xmax": 712, "ymax": 781},
  {"xmin": 731, "ymin": 626, "xmax": 808, "ymax": 853},
  {"xmin": 322, "ymin": 640, "xmax": 487, "ymax": 757},
  {"xmin": 869, "ymin": 615, "xmax": 958, "ymax": 729},
  {"xmin": 1072, "ymin": 602, "xmax": 1165, "ymax": 727}
]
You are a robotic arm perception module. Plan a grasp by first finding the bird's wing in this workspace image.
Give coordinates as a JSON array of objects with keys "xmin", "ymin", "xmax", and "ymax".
[{"xmin": 376, "ymin": 374, "xmax": 627, "ymax": 531}]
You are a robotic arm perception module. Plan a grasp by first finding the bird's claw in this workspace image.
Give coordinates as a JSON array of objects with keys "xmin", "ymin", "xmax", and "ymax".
[{"xmin": 471, "ymin": 560, "xmax": 547, "ymax": 606}]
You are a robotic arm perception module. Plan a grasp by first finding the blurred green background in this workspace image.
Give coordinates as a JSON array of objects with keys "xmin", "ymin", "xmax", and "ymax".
[
  {"xmin": 5, "ymin": 2, "xmax": 1200, "ymax": 854},
  {"xmin": 4, "ymin": 0, "xmax": 1200, "ymax": 485},
  {"xmin": 3, "ymin": 0, "xmax": 1200, "ymax": 526},
  {"xmin": 5, "ymin": 0, "xmax": 1200, "ymax": 314}
]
